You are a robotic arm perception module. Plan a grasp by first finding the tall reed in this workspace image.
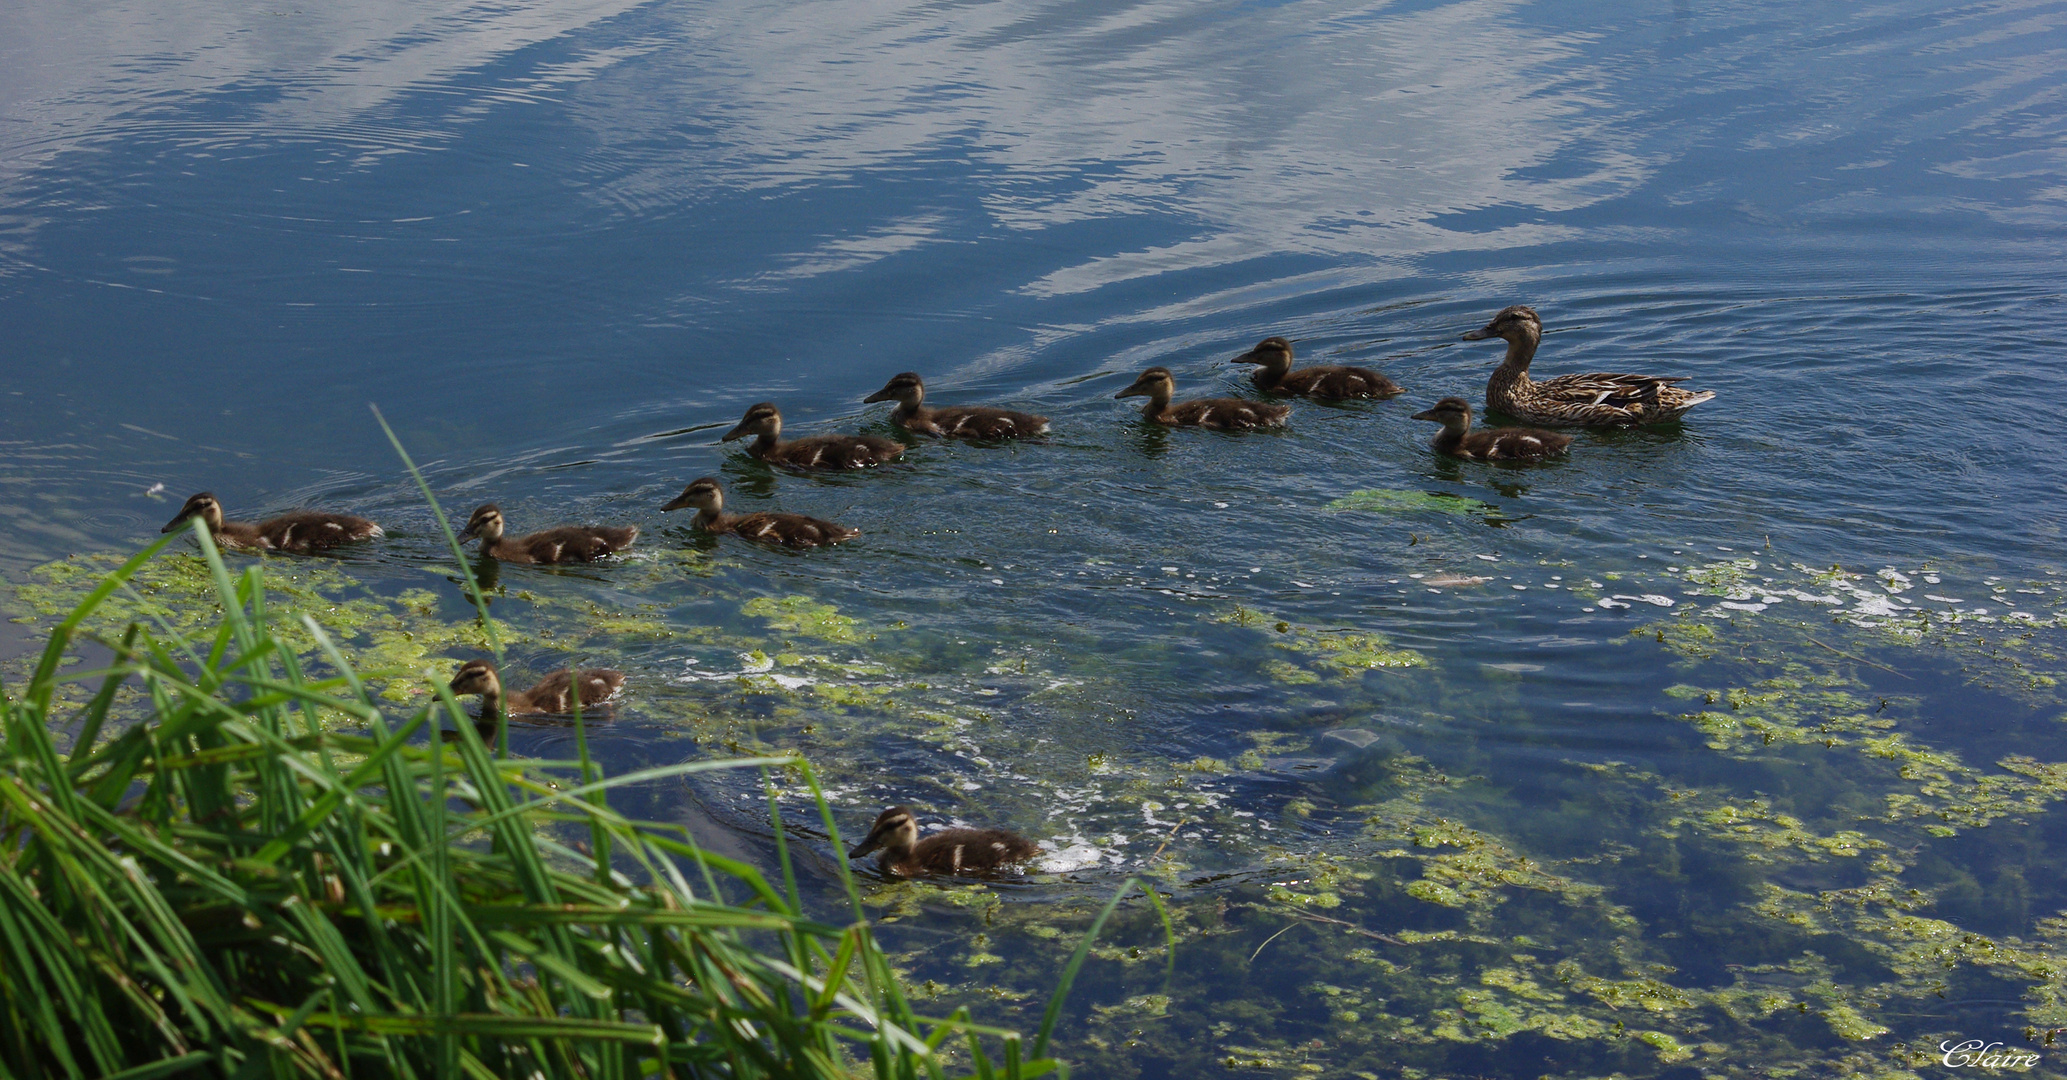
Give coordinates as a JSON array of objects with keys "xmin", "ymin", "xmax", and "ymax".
[{"xmin": 0, "ymin": 523, "xmax": 1113, "ymax": 1078}]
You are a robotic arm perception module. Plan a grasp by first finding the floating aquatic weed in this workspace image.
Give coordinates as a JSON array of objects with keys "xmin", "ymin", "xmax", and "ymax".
[
  {"xmin": 741, "ymin": 593, "xmax": 872, "ymax": 644},
  {"xmin": 1324, "ymin": 488, "xmax": 1505, "ymax": 521}
]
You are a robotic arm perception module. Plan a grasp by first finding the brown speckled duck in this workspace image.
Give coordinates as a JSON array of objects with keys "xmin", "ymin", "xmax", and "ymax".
[
  {"xmin": 723, "ymin": 402, "xmax": 904, "ymax": 469},
  {"xmin": 660, "ymin": 477, "xmax": 857, "ymax": 548},
  {"xmin": 1466, "ymin": 305, "xmax": 1714, "ymax": 426},
  {"xmin": 449, "ymin": 658, "xmax": 622, "ymax": 717},
  {"xmin": 847, "ymin": 806, "xmax": 1041, "ymax": 877},
  {"xmin": 863, "ymin": 372, "xmax": 1050, "ymax": 439},
  {"xmin": 1230, "ymin": 337, "xmax": 1402, "ymax": 400},
  {"xmin": 459, "ymin": 504, "xmax": 637, "ymax": 564},
  {"xmin": 1116, "ymin": 367, "xmax": 1289, "ymax": 430},
  {"xmin": 1411, "ymin": 397, "xmax": 1571, "ymax": 461},
  {"xmin": 160, "ymin": 492, "xmax": 381, "ymax": 553}
]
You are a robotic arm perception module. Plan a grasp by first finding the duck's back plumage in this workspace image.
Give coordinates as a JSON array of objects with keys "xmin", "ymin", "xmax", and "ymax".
[
  {"xmin": 895, "ymin": 828, "xmax": 1043, "ymax": 876},
  {"xmin": 909, "ymin": 405, "xmax": 1049, "ymax": 440},
  {"xmin": 1494, "ymin": 370, "xmax": 1713, "ymax": 426},
  {"xmin": 241, "ymin": 512, "xmax": 383, "ymax": 553},
  {"xmin": 1448, "ymin": 427, "xmax": 1572, "ymax": 461},
  {"xmin": 723, "ymin": 512, "xmax": 860, "ymax": 549},
  {"xmin": 1258, "ymin": 365, "xmax": 1402, "ymax": 400},
  {"xmin": 496, "ymin": 525, "xmax": 639, "ymax": 564},
  {"xmin": 757, "ymin": 433, "xmax": 904, "ymax": 469},
  {"xmin": 1159, "ymin": 398, "xmax": 1290, "ymax": 430},
  {"xmin": 517, "ymin": 668, "xmax": 625, "ymax": 714}
]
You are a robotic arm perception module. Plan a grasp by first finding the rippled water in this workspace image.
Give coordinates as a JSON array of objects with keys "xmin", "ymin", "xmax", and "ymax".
[{"xmin": 6, "ymin": 0, "xmax": 2067, "ymax": 1075}]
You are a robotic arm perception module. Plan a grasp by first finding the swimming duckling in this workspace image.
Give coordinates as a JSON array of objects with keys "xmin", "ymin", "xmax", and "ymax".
[
  {"xmin": 458, "ymin": 504, "xmax": 637, "ymax": 564},
  {"xmin": 863, "ymin": 372, "xmax": 1050, "ymax": 439},
  {"xmin": 722, "ymin": 402, "xmax": 904, "ymax": 469},
  {"xmin": 449, "ymin": 658, "xmax": 623, "ymax": 717},
  {"xmin": 160, "ymin": 492, "xmax": 381, "ymax": 553},
  {"xmin": 660, "ymin": 477, "xmax": 857, "ymax": 548},
  {"xmin": 1411, "ymin": 396, "xmax": 1571, "ymax": 460},
  {"xmin": 1465, "ymin": 305, "xmax": 1714, "ymax": 426},
  {"xmin": 1115, "ymin": 367, "xmax": 1290, "ymax": 430},
  {"xmin": 847, "ymin": 806, "xmax": 1041, "ymax": 877},
  {"xmin": 1230, "ymin": 337, "xmax": 1402, "ymax": 400}
]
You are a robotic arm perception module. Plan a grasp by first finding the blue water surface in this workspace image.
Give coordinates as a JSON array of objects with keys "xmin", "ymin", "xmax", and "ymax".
[{"xmin": 5, "ymin": 0, "xmax": 2066, "ymax": 1074}]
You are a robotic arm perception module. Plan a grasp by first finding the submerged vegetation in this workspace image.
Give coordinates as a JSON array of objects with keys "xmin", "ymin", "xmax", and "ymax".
[
  {"xmin": 10, "ymin": 513, "xmax": 2067, "ymax": 1078},
  {"xmin": 0, "ymin": 529, "xmax": 1116, "ymax": 1078}
]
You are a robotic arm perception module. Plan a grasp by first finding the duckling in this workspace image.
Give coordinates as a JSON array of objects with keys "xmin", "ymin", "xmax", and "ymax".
[
  {"xmin": 449, "ymin": 658, "xmax": 623, "ymax": 717},
  {"xmin": 1230, "ymin": 337, "xmax": 1402, "ymax": 400},
  {"xmin": 722, "ymin": 402, "xmax": 904, "ymax": 469},
  {"xmin": 1115, "ymin": 367, "xmax": 1290, "ymax": 430},
  {"xmin": 160, "ymin": 492, "xmax": 381, "ymax": 553},
  {"xmin": 863, "ymin": 372, "xmax": 1050, "ymax": 439},
  {"xmin": 1465, "ymin": 305, "xmax": 1715, "ymax": 426},
  {"xmin": 458, "ymin": 504, "xmax": 637, "ymax": 564},
  {"xmin": 1411, "ymin": 397, "xmax": 1571, "ymax": 461},
  {"xmin": 847, "ymin": 806, "xmax": 1041, "ymax": 877},
  {"xmin": 660, "ymin": 477, "xmax": 857, "ymax": 548}
]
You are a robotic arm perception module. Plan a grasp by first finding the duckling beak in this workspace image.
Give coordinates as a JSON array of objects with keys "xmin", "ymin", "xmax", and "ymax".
[
  {"xmin": 160, "ymin": 513, "xmax": 190, "ymax": 534},
  {"xmin": 720, "ymin": 419, "xmax": 756, "ymax": 442},
  {"xmin": 1409, "ymin": 408, "xmax": 1440, "ymax": 421},
  {"xmin": 847, "ymin": 834, "xmax": 884, "ymax": 859},
  {"xmin": 862, "ymin": 386, "xmax": 896, "ymax": 404},
  {"xmin": 659, "ymin": 492, "xmax": 694, "ymax": 512},
  {"xmin": 457, "ymin": 523, "xmax": 480, "ymax": 543},
  {"xmin": 1228, "ymin": 350, "xmax": 1262, "ymax": 366},
  {"xmin": 1115, "ymin": 380, "xmax": 1151, "ymax": 399}
]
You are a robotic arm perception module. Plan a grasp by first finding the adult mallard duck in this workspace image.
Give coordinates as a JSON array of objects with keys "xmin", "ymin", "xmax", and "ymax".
[
  {"xmin": 847, "ymin": 806, "xmax": 1041, "ymax": 877},
  {"xmin": 723, "ymin": 402, "xmax": 904, "ymax": 469},
  {"xmin": 660, "ymin": 477, "xmax": 857, "ymax": 548},
  {"xmin": 1116, "ymin": 367, "xmax": 1289, "ymax": 430},
  {"xmin": 449, "ymin": 658, "xmax": 622, "ymax": 717},
  {"xmin": 863, "ymin": 372, "xmax": 1049, "ymax": 439},
  {"xmin": 160, "ymin": 492, "xmax": 381, "ymax": 553},
  {"xmin": 1410, "ymin": 396, "xmax": 1571, "ymax": 461},
  {"xmin": 1464, "ymin": 305, "xmax": 1714, "ymax": 426},
  {"xmin": 459, "ymin": 504, "xmax": 637, "ymax": 564},
  {"xmin": 1230, "ymin": 337, "xmax": 1401, "ymax": 400}
]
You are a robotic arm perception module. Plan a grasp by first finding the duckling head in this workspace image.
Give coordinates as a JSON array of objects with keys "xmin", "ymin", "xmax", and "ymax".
[
  {"xmin": 863, "ymin": 372, "xmax": 925, "ymax": 406},
  {"xmin": 459, "ymin": 504, "xmax": 505, "ymax": 544},
  {"xmin": 448, "ymin": 658, "xmax": 503, "ymax": 698},
  {"xmin": 723, "ymin": 403, "xmax": 782, "ymax": 442},
  {"xmin": 848, "ymin": 806, "xmax": 920, "ymax": 859},
  {"xmin": 1115, "ymin": 367, "xmax": 1176, "ymax": 400},
  {"xmin": 1229, "ymin": 337, "xmax": 1294, "ymax": 372},
  {"xmin": 1410, "ymin": 396, "xmax": 1474, "ymax": 432},
  {"xmin": 1461, "ymin": 305, "xmax": 1540, "ymax": 344},
  {"xmin": 162, "ymin": 492, "xmax": 225, "ymax": 534},
  {"xmin": 660, "ymin": 477, "xmax": 724, "ymax": 514}
]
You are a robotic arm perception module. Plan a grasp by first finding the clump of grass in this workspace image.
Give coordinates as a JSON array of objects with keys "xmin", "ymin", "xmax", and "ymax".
[{"xmin": 0, "ymin": 522, "xmax": 1115, "ymax": 1078}]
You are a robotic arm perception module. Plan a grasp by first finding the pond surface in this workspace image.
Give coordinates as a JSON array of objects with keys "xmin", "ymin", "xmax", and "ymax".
[{"xmin": 6, "ymin": 0, "xmax": 2067, "ymax": 1075}]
